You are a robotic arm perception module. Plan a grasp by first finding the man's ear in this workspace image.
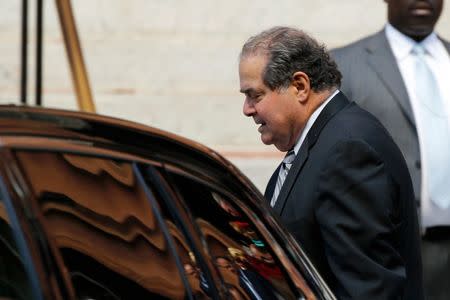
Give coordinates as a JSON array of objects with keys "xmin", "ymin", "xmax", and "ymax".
[{"xmin": 291, "ymin": 71, "xmax": 310, "ymax": 103}]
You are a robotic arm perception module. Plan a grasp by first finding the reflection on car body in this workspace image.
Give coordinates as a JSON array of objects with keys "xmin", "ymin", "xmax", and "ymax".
[{"xmin": 0, "ymin": 106, "xmax": 335, "ymax": 299}]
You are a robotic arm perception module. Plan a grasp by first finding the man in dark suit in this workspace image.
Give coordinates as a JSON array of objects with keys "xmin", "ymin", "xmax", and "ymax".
[
  {"xmin": 239, "ymin": 26, "xmax": 423, "ymax": 299},
  {"xmin": 331, "ymin": 1, "xmax": 450, "ymax": 299}
]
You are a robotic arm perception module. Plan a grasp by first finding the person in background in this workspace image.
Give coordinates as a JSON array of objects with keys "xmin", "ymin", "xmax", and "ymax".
[
  {"xmin": 331, "ymin": 1, "xmax": 449, "ymax": 299},
  {"xmin": 239, "ymin": 26, "xmax": 423, "ymax": 299}
]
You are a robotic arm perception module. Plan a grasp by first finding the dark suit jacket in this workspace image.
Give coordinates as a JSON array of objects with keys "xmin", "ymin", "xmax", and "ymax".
[
  {"xmin": 265, "ymin": 92, "xmax": 423, "ymax": 299},
  {"xmin": 330, "ymin": 30, "xmax": 450, "ymax": 207}
]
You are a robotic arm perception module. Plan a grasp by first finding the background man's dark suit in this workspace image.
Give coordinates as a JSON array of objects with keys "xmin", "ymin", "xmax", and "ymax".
[{"xmin": 265, "ymin": 92, "xmax": 423, "ymax": 299}]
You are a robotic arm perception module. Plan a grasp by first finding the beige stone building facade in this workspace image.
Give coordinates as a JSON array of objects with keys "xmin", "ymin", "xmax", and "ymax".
[{"xmin": 1, "ymin": 1, "xmax": 449, "ymax": 191}]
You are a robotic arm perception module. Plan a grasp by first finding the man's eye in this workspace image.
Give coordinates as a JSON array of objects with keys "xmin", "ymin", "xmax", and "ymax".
[
  {"xmin": 252, "ymin": 94, "xmax": 262, "ymax": 101},
  {"xmin": 245, "ymin": 93, "xmax": 262, "ymax": 104}
]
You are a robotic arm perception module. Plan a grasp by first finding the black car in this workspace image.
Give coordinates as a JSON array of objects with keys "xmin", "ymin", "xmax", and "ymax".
[{"xmin": 0, "ymin": 105, "xmax": 335, "ymax": 300}]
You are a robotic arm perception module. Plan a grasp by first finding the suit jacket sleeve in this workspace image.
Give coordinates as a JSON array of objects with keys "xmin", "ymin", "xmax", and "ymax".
[{"xmin": 315, "ymin": 140, "xmax": 406, "ymax": 299}]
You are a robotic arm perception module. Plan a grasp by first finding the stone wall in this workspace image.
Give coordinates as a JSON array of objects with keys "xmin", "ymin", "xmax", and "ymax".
[{"xmin": 1, "ymin": 1, "xmax": 449, "ymax": 191}]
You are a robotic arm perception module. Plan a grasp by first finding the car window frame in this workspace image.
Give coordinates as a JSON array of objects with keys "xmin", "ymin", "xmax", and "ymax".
[
  {"xmin": 138, "ymin": 164, "xmax": 224, "ymax": 299},
  {"xmin": 0, "ymin": 148, "xmax": 47, "ymax": 300}
]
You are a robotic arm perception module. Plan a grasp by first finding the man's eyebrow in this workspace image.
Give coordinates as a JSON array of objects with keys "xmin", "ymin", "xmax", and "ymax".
[{"xmin": 240, "ymin": 88, "xmax": 254, "ymax": 94}]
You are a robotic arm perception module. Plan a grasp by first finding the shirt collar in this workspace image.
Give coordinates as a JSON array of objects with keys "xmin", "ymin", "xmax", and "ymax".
[
  {"xmin": 385, "ymin": 23, "xmax": 440, "ymax": 60},
  {"xmin": 292, "ymin": 89, "xmax": 339, "ymax": 155}
]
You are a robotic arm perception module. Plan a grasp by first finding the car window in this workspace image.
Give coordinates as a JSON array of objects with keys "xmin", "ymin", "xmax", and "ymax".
[
  {"xmin": 137, "ymin": 165, "xmax": 219, "ymax": 300},
  {"xmin": 0, "ymin": 190, "xmax": 34, "ymax": 299},
  {"xmin": 13, "ymin": 151, "xmax": 192, "ymax": 300},
  {"xmin": 163, "ymin": 170, "xmax": 302, "ymax": 300}
]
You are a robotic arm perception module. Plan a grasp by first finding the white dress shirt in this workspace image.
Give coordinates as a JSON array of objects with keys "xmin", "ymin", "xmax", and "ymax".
[{"xmin": 385, "ymin": 24, "xmax": 450, "ymax": 227}]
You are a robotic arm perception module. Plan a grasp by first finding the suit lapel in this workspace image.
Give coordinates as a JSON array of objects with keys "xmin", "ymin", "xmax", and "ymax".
[
  {"xmin": 365, "ymin": 30, "xmax": 416, "ymax": 128},
  {"xmin": 273, "ymin": 92, "xmax": 350, "ymax": 215}
]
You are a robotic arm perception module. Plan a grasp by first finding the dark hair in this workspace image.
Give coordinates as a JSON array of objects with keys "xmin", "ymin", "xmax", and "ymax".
[{"xmin": 240, "ymin": 26, "xmax": 341, "ymax": 92}]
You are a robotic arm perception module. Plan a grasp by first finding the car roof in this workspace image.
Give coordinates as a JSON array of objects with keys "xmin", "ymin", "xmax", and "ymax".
[{"xmin": 0, "ymin": 105, "xmax": 260, "ymax": 198}]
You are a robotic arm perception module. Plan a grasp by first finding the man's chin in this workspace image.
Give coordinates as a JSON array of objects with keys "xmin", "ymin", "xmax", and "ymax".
[
  {"xmin": 261, "ymin": 138, "xmax": 285, "ymax": 152},
  {"xmin": 403, "ymin": 25, "xmax": 434, "ymax": 40},
  {"xmin": 260, "ymin": 135, "xmax": 273, "ymax": 146}
]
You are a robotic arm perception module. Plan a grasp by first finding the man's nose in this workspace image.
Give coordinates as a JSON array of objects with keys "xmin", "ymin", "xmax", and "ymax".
[{"xmin": 243, "ymin": 99, "xmax": 255, "ymax": 116}]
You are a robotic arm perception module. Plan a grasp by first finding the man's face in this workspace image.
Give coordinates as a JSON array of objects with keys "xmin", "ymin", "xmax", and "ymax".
[
  {"xmin": 239, "ymin": 54, "xmax": 302, "ymax": 151},
  {"xmin": 386, "ymin": 0, "xmax": 443, "ymax": 41}
]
